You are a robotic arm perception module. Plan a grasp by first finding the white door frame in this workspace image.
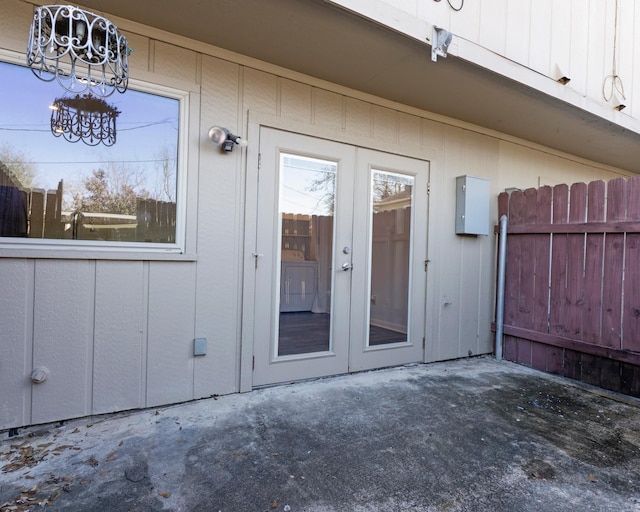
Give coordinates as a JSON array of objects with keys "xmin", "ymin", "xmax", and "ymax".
[
  {"xmin": 251, "ymin": 128, "xmax": 355, "ymax": 386},
  {"xmin": 240, "ymin": 123, "xmax": 430, "ymax": 391},
  {"xmin": 348, "ymin": 148, "xmax": 429, "ymax": 372}
]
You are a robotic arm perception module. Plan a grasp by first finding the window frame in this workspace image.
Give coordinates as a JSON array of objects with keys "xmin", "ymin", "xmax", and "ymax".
[{"xmin": 0, "ymin": 51, "xmax": 194, "ymax": 260}]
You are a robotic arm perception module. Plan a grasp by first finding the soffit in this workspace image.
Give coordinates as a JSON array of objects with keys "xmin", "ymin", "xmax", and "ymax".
[{"xmin": 75, "ymin": 0, "xmax": 640, "ymax": 173}]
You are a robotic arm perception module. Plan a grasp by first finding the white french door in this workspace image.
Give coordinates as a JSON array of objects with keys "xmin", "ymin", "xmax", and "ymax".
[{"xmin": 249, "ymin": 128, "xmax": 428, "ymax": 387}]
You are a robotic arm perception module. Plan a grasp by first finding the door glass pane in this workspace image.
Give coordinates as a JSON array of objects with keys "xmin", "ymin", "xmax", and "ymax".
[
  {"xmin": 368, "ymin": 170, "xmax": 414, "ymax": 346},
  {"xmin": 277, "ymin": 154, "xmax": 336, "ymax": 356}
]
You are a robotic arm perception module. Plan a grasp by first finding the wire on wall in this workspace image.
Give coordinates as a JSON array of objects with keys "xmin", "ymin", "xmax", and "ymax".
[
  {"xmin": 434, "ymin": 0, "xmax": 464, "ymax": 12},
  {"xmin": 602, "ymin": 0, "xmax": 626, "ymax": 104}
]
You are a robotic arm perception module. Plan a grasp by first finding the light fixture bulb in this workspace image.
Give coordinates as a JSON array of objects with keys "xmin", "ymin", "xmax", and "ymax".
[{"xmin": 208, "ymin": 126, "xmax": 228, "ymax": 145}]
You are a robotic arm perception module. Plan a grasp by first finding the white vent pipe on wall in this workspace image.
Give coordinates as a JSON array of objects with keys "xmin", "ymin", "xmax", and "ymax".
[{"xmin": 495, "ymin": 214, "xmax": 508, "ymax": 361}]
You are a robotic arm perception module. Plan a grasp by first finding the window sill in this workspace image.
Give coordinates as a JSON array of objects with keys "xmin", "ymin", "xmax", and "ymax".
[{"xmin": 0, "ymin": 244, "xmax": 197, "ymax": 261}]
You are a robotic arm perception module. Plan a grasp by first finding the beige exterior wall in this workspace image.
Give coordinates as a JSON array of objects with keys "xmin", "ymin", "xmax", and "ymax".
[{"xmin": 0, "ymin": 0, "xmax": 633, "ymax": 429}]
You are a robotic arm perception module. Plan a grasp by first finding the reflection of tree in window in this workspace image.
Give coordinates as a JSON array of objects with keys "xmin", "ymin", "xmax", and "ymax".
[
  {"xmin": 306, "ymin": 167, "xmax": 336, "ymax": 215},
  {"xmin": 0, "ymin": 60, "xmax": 181, "ymax": 244},
  {"xmin": 0, "ymin": 144, "xmax": 39, "ymax": 189},
  {"xmin": 372, "ymin": 172, "xmax": 413, "ymax": 212},
  {"xmin": 72, "ymin": 167, "xmax": 147, "ymax": 215}
]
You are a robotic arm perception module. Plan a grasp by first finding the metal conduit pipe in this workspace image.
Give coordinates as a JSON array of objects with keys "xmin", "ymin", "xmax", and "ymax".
[{"xmin": 495, "ymin": 214, "xmax": 508, "ymax": 361}]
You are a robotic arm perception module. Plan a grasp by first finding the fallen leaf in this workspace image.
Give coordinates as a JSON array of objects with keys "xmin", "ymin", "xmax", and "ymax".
[
  {"xmin": 1, "ymin": 446, "xmax": 37, "ymax": 473},
  {"xmin": 106, "ymin": 451, "xmax": 118, "ymax": 462},
  {"xmin": 87, "ymin": 457, "xmax": 99, "ymax": 467},
  {"xmin": 271, "ymin": 500, "xmax": 279, "ymax": 509},
  {"xmin": 589, "ymin": 474, "xmax": 598, "ymax": 483},
  {"xmin": 158, "ymin": 491, "xmax": 171, "ymax": 499}
]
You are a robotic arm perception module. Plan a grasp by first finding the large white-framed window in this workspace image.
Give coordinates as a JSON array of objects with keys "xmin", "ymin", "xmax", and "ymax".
[{"xmin": 0, "ymin": 55, "xmax": 190, "ymax": 256}]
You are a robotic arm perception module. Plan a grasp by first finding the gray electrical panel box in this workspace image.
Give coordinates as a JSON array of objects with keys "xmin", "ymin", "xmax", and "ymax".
[{"xmin": 455, "ymin": 175, "xmax": 490, "ymax": 236}]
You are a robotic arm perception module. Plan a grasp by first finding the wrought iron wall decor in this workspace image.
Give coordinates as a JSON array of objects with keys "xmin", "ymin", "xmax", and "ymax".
[
  {"xmin": 50, "ymin": 94, "xmax": 120, "ymax": 146},
  {"xmin": 27, "ymin": 5, "xmax": 130, "ymax": 97}
]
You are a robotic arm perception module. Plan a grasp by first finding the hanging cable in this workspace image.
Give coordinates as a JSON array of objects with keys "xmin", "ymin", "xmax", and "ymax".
[
  {"xmin": 602, "ymin": 0, "xmax": 626, "ymax": 103},
  {"xmin": 433, "ymin": 0, "xmax": 464, "ymax": 12}
]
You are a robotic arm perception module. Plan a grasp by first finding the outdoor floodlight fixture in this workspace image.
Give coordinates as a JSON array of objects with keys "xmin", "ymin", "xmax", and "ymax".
[
  {"xmin": 50, "ymin": 94, "xmax": 120, "ymax": 146},
  {"xmin": 208, "ymin": 125, "xmax": 248, "ymax": 152},
  {"xmin": 431, "ymin": 26, "xmax": 453, "ymax": 62},
  {"xmin": 27, "ymin": 5, "xmax": 130, "ymax": 97}
]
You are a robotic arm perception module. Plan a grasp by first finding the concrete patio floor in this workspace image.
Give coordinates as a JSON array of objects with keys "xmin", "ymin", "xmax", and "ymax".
[{"xmin": 1, "ymin": 356, "xmax": 640, "ymax": 511}]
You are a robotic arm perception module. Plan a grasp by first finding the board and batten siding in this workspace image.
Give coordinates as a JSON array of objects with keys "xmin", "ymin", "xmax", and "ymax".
[
  {"xmin": 371, "ymin": 0, "xmax": 639, "ymax": 119},
  {"xmin": 0, "ymin": 0, "xmax": 634, "ymax": 429}
]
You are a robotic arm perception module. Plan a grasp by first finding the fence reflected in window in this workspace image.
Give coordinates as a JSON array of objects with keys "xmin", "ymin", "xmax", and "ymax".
[{"xmin": 0, "ymin": 61, "xmax": 180, "ymax": 244}]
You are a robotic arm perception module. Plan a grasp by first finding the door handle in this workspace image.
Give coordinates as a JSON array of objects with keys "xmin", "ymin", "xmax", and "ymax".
[{"xmin": 341, "ymin": 262, "xmax": 353, "ymax": 271}]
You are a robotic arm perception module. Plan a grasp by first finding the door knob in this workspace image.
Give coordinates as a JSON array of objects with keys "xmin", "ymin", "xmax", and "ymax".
[{"xmin": 342, "ymin": 262, "xmax": 353, "ymax": 271}]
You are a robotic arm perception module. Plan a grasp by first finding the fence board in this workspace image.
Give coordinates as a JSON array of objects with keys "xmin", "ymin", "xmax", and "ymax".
[
  {"xmin": 545, "ymin": 348, "xmax": 563, "ymax": 375},
  {"xmin": 621, "ymin": 363, "xmax": 640, "ymax": 396},
  {"xmin": 517, "ymin": 189, "xmax": 537, "ymax": 366},
  {"xmin": 563, "ymin": 349, "xmax": 582, "ymax": 380},
  {"xmin": 29, "ymin": 189, "xmax": 45, "ymax": 238},
  {"xmin": 583, "ymin": 180, "xmax": 605, "ymax": 345},
  {"xmin": 532, "ymin": 186, "xmax": 552, "ymax": 371},
  {"xmin": 549, "ymin": 184, "xmax": 568, "ymax": 336},
  {"xmin": 43, "ymin": 190, "xmax": 58, "ymax": 238},
  {"xmin": 505, "ymin": 190, "xmax": 524, "ymax": 330},
  {"xmin": 623, "ymin": 175, "xmax": 640, "ymax": 351},
  {"xmin": 505, "ymin": 190, "xmax": 524, "ymax": 364},
  {"xmin": 601, "ymin": 178, "xmax": 626, "ymax": 349},
  {"xmin": 533, "ymin": 186, "xmax": 552, "ymax": 332},
  {"xmin": 498, "ymin": 192, "xmax": 508, "ymax": 218},
  {"xmin": 565, "ymin": 183, "xmax": 586, "ymax": 340}
]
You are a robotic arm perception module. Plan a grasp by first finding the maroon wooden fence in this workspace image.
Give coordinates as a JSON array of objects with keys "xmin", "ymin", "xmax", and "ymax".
[{"xmin": 497, "ymin": 176, "xmax": 640, "ymax": 396}]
